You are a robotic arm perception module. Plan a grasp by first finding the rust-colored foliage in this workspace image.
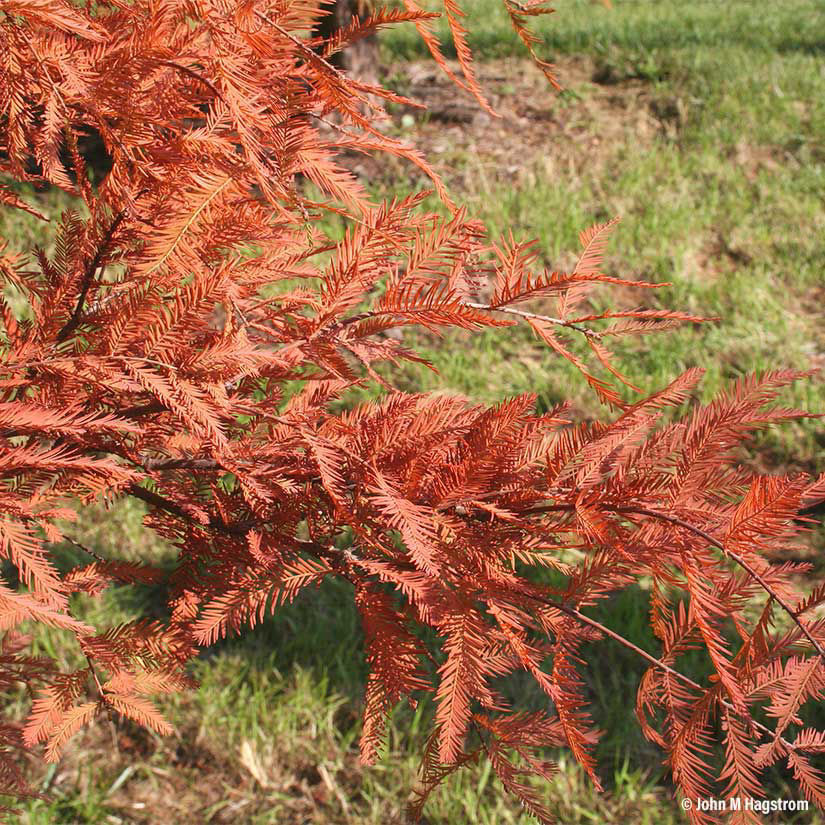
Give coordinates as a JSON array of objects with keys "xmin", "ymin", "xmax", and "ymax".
[{"xmin": 0, "ymin": 1, "xmax": 823, "ymax": 821}]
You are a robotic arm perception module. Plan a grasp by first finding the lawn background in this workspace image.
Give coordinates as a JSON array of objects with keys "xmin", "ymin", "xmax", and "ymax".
[{"xmin": 4, "ymin": 1, "xmax": 825, "ymax": 822}]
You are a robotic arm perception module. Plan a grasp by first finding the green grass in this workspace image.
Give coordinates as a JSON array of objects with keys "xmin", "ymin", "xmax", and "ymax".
[
  {"xmin": 14, "ymin": 517, "xmax": 691, "ymax": 824},
  {"xmin": 383, "ymin": 0, "xmax": 825, "ymax": 64},
  {"xmin": 4, "ymin": 0, "xmax": 825, "ymax": 822},
  {"xmin": 361, "ymin": 0, "xmax": 825, "ymax": 473}
]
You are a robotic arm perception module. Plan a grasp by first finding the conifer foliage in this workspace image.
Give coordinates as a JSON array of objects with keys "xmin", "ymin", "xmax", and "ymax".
[{"xmin": 0, "ymin": 1, "xmax": 823, "ymax": 820}]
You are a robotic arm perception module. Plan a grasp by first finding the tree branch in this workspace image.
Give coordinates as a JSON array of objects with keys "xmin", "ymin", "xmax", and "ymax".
[
  {"xmin": 615, "ymin": 505, "xmax": 825, "ymax": 662},
  {"xmin": 512, "ymin": 501, "xmax": 825, "ymax": 662},
  {"xmin": 513, "ymin": 584, "xmax": 796, "ymax": 752},
  {"xmin": 126, "ymin": 483, "xmax": 252, "ymax": 537},
  {"xmin": 142, "ymin": 458, "xmax": 223, "ymax": 471},
  {"xmin": 55, "ymin": 211, "xmax": 127, "ymax": 344},
  {"xmin": 463, "ymin": 301, "xmax": 597, "ymax": 337}
]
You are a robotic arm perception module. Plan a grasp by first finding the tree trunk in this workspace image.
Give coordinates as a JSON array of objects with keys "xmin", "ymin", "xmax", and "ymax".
[{"xmin": 314, "ymin": 0, "xmax": 378, "ymax": 80}]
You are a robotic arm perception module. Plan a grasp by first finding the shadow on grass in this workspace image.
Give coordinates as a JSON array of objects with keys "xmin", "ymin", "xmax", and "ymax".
[
  {"xmin": 200, "ymin": 577, "xmax": 367, "ymax": 703},
  {"xmin": 196, "ymin": 574, "xmax": 825, "ymax": 804},
  {"xmin": 16, "ymin": 537, "xmax": 824, "ymax": 822},
  {"xmin": 196, "ymin": 578, "xmax": 683, "ymax": 789}
]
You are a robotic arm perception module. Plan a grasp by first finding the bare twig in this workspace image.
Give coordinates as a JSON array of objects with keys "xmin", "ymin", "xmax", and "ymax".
[
  {"xmin": 463, "ymin": 301, "xmax": 597, "ymax": 337},
  {"xmin": 510, "ymin": 500, "xmax": 825, "ymax": 662}
]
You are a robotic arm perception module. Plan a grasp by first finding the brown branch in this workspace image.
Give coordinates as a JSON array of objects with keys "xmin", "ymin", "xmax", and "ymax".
[
  {"xmin": 126, "ymin": 483, "xmax": 252, "ymax": 537},
  {"xmin": 615, "ymin": 505, "xmax": 825, "ymax": 662},
  {"xmin": 333, "ymin": 301, "xmax": 596, "ymax": 338},
  {"xmin": 154, "ymin": 59, "xmax": 226, "ymax": 102},
  {"xmin": 63, "ymin": 536, "xmax": 107, "ymax": 564},
  {"xmin": 126, "ymin": 483, "xmax": 330, "ymax": 560},
  {"xmin": 514, "ymin": 585, "xmax": 795, "ymax": 752},
  {"xmin": 463, "ymin": 301, "xmax": 597, "ymax": 337},
  {"xmin": 535, "ymin": 591, "xmax": 707, "ymax": 691},
  {"xmin": 255, "ymin": 11, "xmax": 373, "ymax": 111},
  {"xmin": 331, "ymin": 301, "xmax": 597, "ymax": 344},
  {"xmin": 59, "ymin": 535, "xmax": 109, "ymax": 694},
  {"xmin": 119, "ymin": 401, "xmax": 167, "ymax": 420},
  {"xmin": 142, "ymin": 458, "xmax": 223, "ymax": 471},
  {"xmin": 512, "ymin": 500, "xmax": 825, "ymax": 662},
  {"xmin": 56, "ymin": 211, "xmax": 127, "ymax": 344}
]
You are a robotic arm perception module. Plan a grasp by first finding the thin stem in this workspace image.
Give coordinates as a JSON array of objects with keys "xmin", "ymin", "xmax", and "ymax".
[
  {"xmin": 463, "ymin": 302, "xmax": 597, "ymax": 337},
  {"xmin": 56, "ymin": 211, "xmax": 127, "ymax": 344},
  {"xmin": 514, "ymin": 585, "xmax": 795, "ymax": 751},
  {"xmin": 509, "ymin": 500, "xmax": 825, "ymax": 661},
  {"xmin": 615, "ymin": 505, "xmax": 825, "ymax": 662},
  {"xmin": 142, "ymin": 458, "xmax": 224, "ymax": 471},
  {"xmin": 126, "ymin": 483, "xmax": 251, "ymax": 537},
  {"xmin": 254, "ymin": 11, "xmax": 375, "ymax": 116},
  {"xmin": 126, "ymin": 483, "xmax": 330, "ymax": 561},
  {"xmin": 63, "ymin": 536, "xmax": 107, "ymax": 564},
  {"xmin": 154, "ymin": 59, "xmax": 225, "ymax": 102}
]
